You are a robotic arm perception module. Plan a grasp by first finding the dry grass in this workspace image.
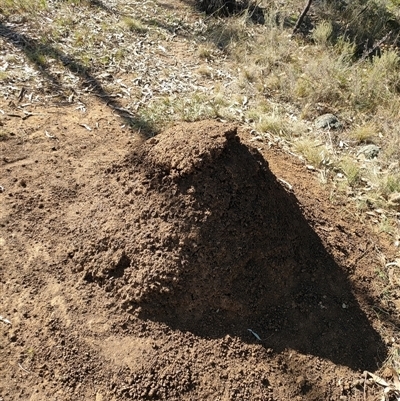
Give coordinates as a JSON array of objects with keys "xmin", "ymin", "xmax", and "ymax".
[
  {"xmin": 294, "ymin": 139, "xmax": 331, "ymax": 168},
  {"xmin": 0, "ymin": 0, "xmax": 47, "ymax": 15},
  {"xmin": 339, "ymin": 156, "xmax": 361, "ymax": 186},
  {"xmin": 197, "ymin": 44, "xmax": 215, "ymax": 60},
  {"xmin": 135, "ymin": 92, "xmax": 229, "ymax": 134},
  {"xmin": 0, "ymin": 129, "xmax": 10, "ymax": 141},
  {"xmin": 312, "ymin": 20, "xmax": 333, "ymax": 47},
  {"xmin": 347, "ymin": 122, "xmax": 378, "ymax": 144},
  {"xmin": 122, "ymin": 17, "xmax": 148, "ymax": 34}
]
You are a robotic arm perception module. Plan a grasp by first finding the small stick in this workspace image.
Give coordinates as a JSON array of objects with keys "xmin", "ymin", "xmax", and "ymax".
[
  {"xmin": 0, "ymin": 315, "xmax": 11, "ymax": 325},
  {"xmin": 278, "ymin": 178, "xmax": 293, "ymax": 191},
  {"xmin": 18, "ymin": 363, "xmax": 30, "ymax": 373},
  {"xmin": 45, "ymin": 131, "xmax": 57, "ymax": 139},
  {"xmin": 22, "ymin": 112, "xmax": 35, "ymax": 120},
  {"xmin": 386, "ymin": 262, "xmax": 399, "ymax": 267},
  {"xmin": 363, "ymin": 370, "xmax": 367, "ymax": 401},
  {"xmin": 248, "ymin": 329, "xmax": 262, "ymax": 341},
  {"xmin": 79, "ymin": 123, "xmax": 92, "ymax": 131},
  {"xmin": 359, "ymin": 30, "xmax": 393, "ymax": 62},
  {"xmin": 17, "ymin": 87, "xmax": 26, "ymax": 103},
  {"xmin": 293, "ymin": 0, "xmax": 313, "ymax": 34}
]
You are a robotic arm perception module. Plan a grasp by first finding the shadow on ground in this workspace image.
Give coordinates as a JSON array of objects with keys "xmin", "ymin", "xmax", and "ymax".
[
  {"xmin": 132, "ymin": 127, "xmax": 386, "ymax": 372},
  {"xmin": 0, "ymin": 23, "xmax": 155, "ymax": 137}
]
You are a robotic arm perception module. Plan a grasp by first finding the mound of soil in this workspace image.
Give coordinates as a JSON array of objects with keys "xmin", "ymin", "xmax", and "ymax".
[
  {"xmin": 1, "ymin": 114, "xmax": 391, "ymax": 401},
  {"xmin": 68, "ymin": 120, "xmax": 383, "ymax": 371}
]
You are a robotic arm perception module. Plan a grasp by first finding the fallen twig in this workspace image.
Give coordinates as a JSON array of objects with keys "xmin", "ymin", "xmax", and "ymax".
[
  {"xmin": 278, "ymin": 178, "xmax": 293, "ymax": 191},
  {"xmin": 18, "ymin": 363, "xmax": 30, "ymax": 373},
  {"xmin": 248, "ymin": 329, "xmax": 262, "ymax": 341},
  {"xmin": 113, "ymin": 106, "xmax": 135, "ymax": 117},
  {"xmin": 45, "ymin": 131, "xmax": 57, "ymax": 140},
  {"xmin": 17, "ymin": 87, "xmax": 26, "ymax": 103},
  {"xmin": 293, "ymin": 0, "xmax": 313, "ymax": 34},
  {"xmin": 363, "ymin": 370, "xmax": 367, "ymax": 401},
  {"xmin": 364, "ymin": 370, "xmax": 400, "ymax": 401},
  {"xmin": 0, "ymin": 315, "xmax": 11, "ymax": 325},
  {"xmin": 359, "ymin": 31, "xmax": 393, "ymax": 62},
  {"xmin": 79, "ymin": 123, "xmax": 92, "ymax": 131},
  {"xmin": 22, "ymin": 111, "xmax": 35, "ymax": 120}
]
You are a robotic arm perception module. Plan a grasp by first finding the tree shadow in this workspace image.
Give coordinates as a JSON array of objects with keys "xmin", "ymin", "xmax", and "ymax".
[
  {"xmin": 0, "ymin": 23, "xmax": 156, "ymax": 137},
  {"xmin": 136, "ymin": 131, "xmax": 386, "ymax": 372},
  {"xmin": 87, "ymin": 0, "xmax": 117, "ymax": 14},
  {"xmin": 156, "ymin": 0, "xmax": 180, "ymax": 11},
  {"xmin": 312, "ymin": 0, "xmax": 399, "ymax": 56},
  {"xmin": 181, "ymin": 0, "xmax": 264, "ymax": 23}
]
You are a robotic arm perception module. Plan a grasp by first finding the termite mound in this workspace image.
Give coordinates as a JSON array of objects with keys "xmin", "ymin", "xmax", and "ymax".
[
  {"xmin": 70, "ymin": 120, "xmax": 383, "ymax": 371},
  {"xmin": 77, "ymin": 120, "xmax": 301, "ymax": 315},
  {"xmin": 74, "ymin": 120, "xmax": 305, "ymax": 317},
  {"xmin": 73, "ymin": 120, "xmax": 339, "ymax": 324}
]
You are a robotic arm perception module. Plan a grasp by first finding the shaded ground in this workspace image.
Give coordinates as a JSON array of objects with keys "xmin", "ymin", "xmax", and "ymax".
[{"xmin": 0, "ymin": 105, "xmax": 395, "ymax": 400}]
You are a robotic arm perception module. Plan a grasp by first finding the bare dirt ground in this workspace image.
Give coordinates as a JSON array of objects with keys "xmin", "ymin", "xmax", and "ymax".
[
  {"xmin": 2, "ymin": 1, "xmax": 400, "ymax": 400},
  {"xmin": 0, "ymin": 99, "xmax": 397, "ymax": 401}
]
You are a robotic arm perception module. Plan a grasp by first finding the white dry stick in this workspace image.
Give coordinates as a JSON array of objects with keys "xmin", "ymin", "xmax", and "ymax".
[
  {"xmin": 79, "ymin": 124, "xmax": 92, "ymax": 131},
  {"xmin": 0, "ymin": 315, "xmax": 11, "ymax": 325},
  {"xmin": 18, "ymin": 363, "xmax": 30, "ymax": 373},
  {"xmin": 386, "ymin": 262, "xmax": 399, "ymax": 268},
  {"xmin": 45, "ymin": 131, "xmax": 56, "ymax": 139},
  {"xmin": 277, "ymin": 178, "xmax": 293, "ymax": 191},
  {"xmin": 247, "ymin": 329, "xmax": 262, "ymax": 341}
]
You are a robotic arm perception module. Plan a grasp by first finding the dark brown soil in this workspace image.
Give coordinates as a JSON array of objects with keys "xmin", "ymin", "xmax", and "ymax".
[
  {"xmin": 70, "ymin": 120, "xmax": 384, "ymax": 368},
  {"xmin": 0, "ymin": 115, "xmax": 394, "ymax": 401}
]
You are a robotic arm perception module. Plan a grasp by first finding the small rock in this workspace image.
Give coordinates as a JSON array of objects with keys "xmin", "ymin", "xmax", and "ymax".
[
  {"xmin": 314, "ymin": 114, "xmax": 342, "ymax": 130},
  {"xmin": 8, "ymin": 330, "xmax": 17, "ymax": 342},
  {"xmin": 357, "ymin": 144, "xmax": 380, "ymax": 159},
  {"xmin": 148, "ymin": 137, "xmax": 158, "ymax": 144}
]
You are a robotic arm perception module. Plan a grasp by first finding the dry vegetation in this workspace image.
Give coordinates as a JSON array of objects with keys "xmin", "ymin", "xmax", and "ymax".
[{"xmin": 2, "ymin": 0, "xmax": 400, "ymax": 391}]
